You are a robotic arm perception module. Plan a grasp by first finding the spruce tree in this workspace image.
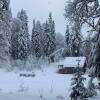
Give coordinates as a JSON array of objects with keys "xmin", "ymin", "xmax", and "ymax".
[
  {"xmin": 31, "ymin": 20, "xmax": 42, "ymax": 58},
  {"xmin": 48, "ymin": 13, "xmax": 56, "ymax": 54},
  {"xmin": 65, "ymin": 25, "xmax": 71, "ymax": 56},
  {"xmin": 31, "ymin": 19, "xmax": 36, "ymax": 55},
  {"xmin": 70, "ymin": 59, "xmax": 87, "ymax": 100},
  {"xmin": 11, "ymin": 18, "xmax": 22, "ymax": 59},
  {"xmin": 43, "ymin": 21, "xmax": 50, "ymax": 56},
  {"xmin": 0, "ymin": 0, "xmax": 12, "ymax": 67},
  {"xmin": 40, "ymin": 23, "xmax": 46, "ymax": 57},
  {"xmin": 17, "ymin": 9, "xmax": 30, "ymax": 60},
  {"xmin": 43, "ymin": 13, "xmax": 56, "ymax": 56}
]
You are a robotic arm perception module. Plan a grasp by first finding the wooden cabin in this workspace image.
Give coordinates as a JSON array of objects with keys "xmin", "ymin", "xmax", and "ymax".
[{"xmin": 57, "ymin": 57, "xmax": 86, "ymax": 74}]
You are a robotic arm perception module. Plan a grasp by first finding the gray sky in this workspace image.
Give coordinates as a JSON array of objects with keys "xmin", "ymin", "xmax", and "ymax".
[{"xmin": 10, "ymin": 0, "xmax": 66, "ymax": 35}]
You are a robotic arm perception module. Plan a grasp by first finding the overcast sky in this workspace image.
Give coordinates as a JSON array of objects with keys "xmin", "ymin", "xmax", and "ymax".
[{"xmin": 10, "ymin": 0, "xmax": 66, "ymax": 35}]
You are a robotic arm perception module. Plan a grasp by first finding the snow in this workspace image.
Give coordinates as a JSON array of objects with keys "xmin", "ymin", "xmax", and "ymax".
[
  {"xmin": 0, "ymin": 65, "xmax": 71, "ymax": 100},
  {"xmin": 0, "ymin": 62, "xmax": 99, "ymax": 100},
  {"xmin": 56, "ymin": 57, "xmax": 86, "ymax": 67}
]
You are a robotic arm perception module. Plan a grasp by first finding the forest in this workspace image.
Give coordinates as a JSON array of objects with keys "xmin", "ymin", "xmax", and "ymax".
[{"xmin": 0, "ymin": 0, "xmax": 100, "ymax": 100}]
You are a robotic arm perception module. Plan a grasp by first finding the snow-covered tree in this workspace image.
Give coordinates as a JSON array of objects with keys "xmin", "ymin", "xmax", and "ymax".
[
  {"xmin": 64, "ymin": 0, "xmax": 100, "ymax": 96},
  {"xmin": 70, "ymin": 59, "xmax": 87, "ymax": 100},
  {"xmin": 48, "ymin": 13, "xmax": 56, "ymax": 54},
  {"xmin": 31, "ymin": 13, "xmax": 56, "ymax": 59},
  {"xmin": 43, "ymin": 21, "xmax": 51, "ymax": 56},
  {"xmin": 40, "ymin": 23, "xmax": 46, "ymax": 57},
  {"xmin": 31, "ymin": 19, "xmax": 35, "ymax": 55},
  {"xmin": 0, "ymin": 0, "xmax": 12, "ymax": 68},
  {"xmin": 31, "ymin": 20, "xmax": 42, "ymax": 58},
  {"xmin": 64, "ymin": 0, "xmax": 100, "ymax": 70},
  {"xmin": 16, "ymin": 9, "xmax": 30, "ymax": 60},
  {"xmin": 11, "ymin": 18, "xmax": 22, "ymax": 59},
  {"xmin": 65, "ymin": 25, "xmax": 71, "ymax": 56},
  {"xmin": 43, "ymin": 13, "xmax": 56, "ymax": 56}
]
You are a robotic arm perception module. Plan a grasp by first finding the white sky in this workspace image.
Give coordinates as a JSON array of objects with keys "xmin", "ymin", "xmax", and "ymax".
[{"xmin": 10, "ymin": 0, "xmax": 66, "ymax": 35}]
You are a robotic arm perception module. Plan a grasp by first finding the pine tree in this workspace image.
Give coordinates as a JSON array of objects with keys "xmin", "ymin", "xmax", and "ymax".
[
  {"xmin": 41, "ymin": 23, "xmax": 46, "ymax": 57},
  {"xmin": 11, "ymin": 18, "xmax": 22, "ymax": 59},
  {"xmin": 31, "ymin": 19, "xmax": 36, "ymax": 55},
  {"xmin": 31, "ymin": 20, "xmax": 42, "ymax": 58},
  {"xmin": 0, "ymin": 0, "xmax": 12, "ymax": 67},
  {"xmin": 16, "ymin": 9, "xmax": 30, "ymax": 60},
  {"xmin": 43, "ymin": 13, "xmax": 56, "ymax": 56},
  {"xmin": 43, "ymin": 21, "xmax": 50, "ymax": 56},
  {"xmin": 65, "ymin": 25, "xmax": 71, "ymax": 56},
  {"xmin": 70, "ymin": 59, "xmax": 87, "ymax": 100},
  {"xmin": 48, "ymin": 13, "xmax": 56, "ymax": 54}
]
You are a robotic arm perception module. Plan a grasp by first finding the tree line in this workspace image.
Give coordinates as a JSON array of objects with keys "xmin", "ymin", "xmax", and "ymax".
[
  {"xmin": 0, "ymin": 0, "xmax": 57, "ymax": 62},
  {"xmin": 0, "ymin": 0, "xmax": 94, "ymax": 64}
]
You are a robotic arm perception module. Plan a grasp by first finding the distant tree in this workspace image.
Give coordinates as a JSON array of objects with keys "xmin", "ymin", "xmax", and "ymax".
[
  {"xmin": 41, "ymin": 23, "xmax": 46, "ymax": 57},
  {"xmin": 48, "ymin": 13, "xmax": 56, "ymax": 54},
  {"xmin": 43, "ymin": 13, "xmax": 56, "ymax": 56},
  {"xmin": 31, "ymin": 19, "xmax": 36, "ymax": 55},
  {"xmin": 11, "ymin": 18, "xmax": 22, "ymax": 59},
  {"xmin": 31, "ymin": 20, "xmax": 42, "ymax": 58},
  {"xmin": 65, "ymin": 25, "xmax": 71, "ymax": 56},
  {"xmin": 56, "ymin": 33, "xmax": 65, "ymax": 50},
  {"xmin": 16, "ymin": 9, "xmax": 30, "ymax": 60},
  {"xmin": 43, "ymin": 21, "xmax": 51, "ymax": 56}
]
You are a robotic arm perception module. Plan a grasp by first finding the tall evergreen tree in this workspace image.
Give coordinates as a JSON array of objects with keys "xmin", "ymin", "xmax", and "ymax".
[
  {"xmin": 40, "ymin": 23, "xmax": 46, "ymax": 57},
  {"xmin": 48, "ymin": 13, "xmax": 56, "ymax": 54},
  {"xmin": 31, "ymin": 20, "xmax": 42, "ymax": 58},
  {"xmin": 43, "ymin": 13, "xmax": 56, "ymax": 56},
  {"xmin": 31, "ymin": 19, "xmax": 36, "ymax": 55},
  {"xmin": 44, "ymin": 21, "xmax": 51, "ymax": 56},
  {"xmin": 65, "ymin": 25, "xmax": 71, "ymax": 56},
  {"xmin": 11, "ymin": 18, "xmax": 22, "ymax": 59},
  {"xmin": 16, "ymin": 9, "xmax": 30, "ymax": 60},
  {"xmin": 0, "ymin": 0, "xmax": 12, "ymax": 67},
  {"xmin": 70, "ymin": 59, "xmax": 87, "ymax": 100}
]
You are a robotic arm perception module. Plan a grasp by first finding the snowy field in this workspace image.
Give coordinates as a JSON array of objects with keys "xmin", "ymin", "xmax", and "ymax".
[{"xmin": 0, "ymin": 63, "xmax": 100, "ymax": 100}]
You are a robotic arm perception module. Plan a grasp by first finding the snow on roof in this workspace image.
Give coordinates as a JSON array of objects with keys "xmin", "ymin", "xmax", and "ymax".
[{"xmin": 57, "ymin": 57, "xmax": 86, "ymax": 68}]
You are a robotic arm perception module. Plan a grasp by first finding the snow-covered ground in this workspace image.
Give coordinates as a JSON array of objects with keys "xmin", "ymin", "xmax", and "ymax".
[{"xmin": 0, "ymin": 63, "xmax": 99, "ymax": 100}]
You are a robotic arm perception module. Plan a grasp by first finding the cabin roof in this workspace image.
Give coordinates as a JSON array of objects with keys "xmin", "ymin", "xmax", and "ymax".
[{"xmin": 57, "ymin": 57, "xmax": 86, "ymax": 68}]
